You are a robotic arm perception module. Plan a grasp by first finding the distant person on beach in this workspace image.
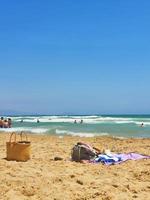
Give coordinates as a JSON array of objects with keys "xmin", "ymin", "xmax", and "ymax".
[
  {"xmin": 8, "ymin": 118, "xmax": 12, "ymax": 128},
  {"xmin": 37, "ymin": 119, "xmax": 40, "ymax": 123},
  {"xmin": 0, "ymin": 117, "xmax": 4, "ymax": 128},
  {"xmin": 74, "ymin": 120, "xmax": 77, "ymax": 124}
]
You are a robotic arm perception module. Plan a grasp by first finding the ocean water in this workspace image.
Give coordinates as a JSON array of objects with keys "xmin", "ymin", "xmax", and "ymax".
[{"xmin": 0, "ymin": 115, "xmax": 150, "ymax": 138}]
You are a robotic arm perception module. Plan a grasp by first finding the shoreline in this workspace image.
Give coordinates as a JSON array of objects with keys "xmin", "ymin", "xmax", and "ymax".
[
  {"xmin": 0, "ymin": 132, "xmax": 150, "ymax": 199},
  {"xmin": 0, "ymin": 131, "xmax": 142, "ymax": 140},
  {"xmin": 1, "ymin": 130, "xmax": 150, "ymax": 140}
]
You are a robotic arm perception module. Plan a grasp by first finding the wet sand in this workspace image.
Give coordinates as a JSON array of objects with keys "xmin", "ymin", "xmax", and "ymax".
[{"xmin": 0, "ymin": 133, "xmax": 150, "ymax": 200}]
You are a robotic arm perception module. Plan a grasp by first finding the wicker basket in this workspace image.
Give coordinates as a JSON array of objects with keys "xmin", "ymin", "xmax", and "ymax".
[{"xmin": 6, "ymin": 132, "xmax": 31, "ymax": 162}]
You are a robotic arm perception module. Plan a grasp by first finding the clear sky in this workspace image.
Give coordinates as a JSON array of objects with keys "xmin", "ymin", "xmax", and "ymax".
[{"xmin": 0, "ymin": 0, "xmax": 150, "ymax": 115}]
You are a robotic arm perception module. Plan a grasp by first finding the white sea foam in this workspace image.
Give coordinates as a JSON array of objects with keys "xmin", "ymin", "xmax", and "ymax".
[
  {"xmin": 11, "ymin": 115, "xmax": 101, "ymax": 124},
  {"xmin": 55, "ymin": 129, "xmax": 109, "ymax": 137},
  {"xmin": 69, "ymin": 133, "xmax": 96, "ymax": 137},
  {"xmin": 142, "ymin": 122, "xmax": 150, "ymax": 126},
  {"xmin": 55, "ymin": 129, "xmax": 68, "ymax": 134},
  {"xmin": 0, "ymin": 127, "xmax": 49, "ymax": 134},
  {"xmin": 13, "ymin": 117, "xmax": 73, "ymax": 123},
  {"xmin": 114, "ymin": 120, "xmax": 135, "ymax": 124},
  {"xmin": 135, "ymin": 121, "xmax": 150, "ymax": 126},
  {"xmin": 113, "ymin": 136, "xmax": 127, "ymax": 139},
  {"xmin": 71, "ymin": 115, "xmax": 99, "ymax": 119},
  {"xmin": 115, "ymin": 120, "xmax": 150, "ymax": 126}
]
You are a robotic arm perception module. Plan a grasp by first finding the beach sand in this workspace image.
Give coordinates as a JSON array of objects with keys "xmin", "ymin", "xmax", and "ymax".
[{"xmin": 0, "ymin": 133, "xmax": 150, "ymax": 200}]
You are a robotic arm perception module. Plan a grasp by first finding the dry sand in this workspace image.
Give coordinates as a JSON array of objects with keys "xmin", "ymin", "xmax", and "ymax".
[{"xmin": 0, "ymin": 133, "xmax": 150, "ymax": 200}]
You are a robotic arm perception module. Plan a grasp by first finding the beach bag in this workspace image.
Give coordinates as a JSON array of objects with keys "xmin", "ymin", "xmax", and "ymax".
[
  {"xmin": 71, "ymin": 142, "xmax": 97, "ymax": 161},
  {"xmin": 6, "ymin": 132, "xmax": 31, "ymax": 162}
]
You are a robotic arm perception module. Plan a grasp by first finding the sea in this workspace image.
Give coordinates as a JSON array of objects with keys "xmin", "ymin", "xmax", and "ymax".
[{"xmin": 0, "ymin": 115, "xmax": 150, "ymax": 138}]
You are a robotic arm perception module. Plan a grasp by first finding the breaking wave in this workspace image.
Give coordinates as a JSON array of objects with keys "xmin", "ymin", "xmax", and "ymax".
[
  {"xmin": 0, "ymin": 127, "xmax": 49, "ymax": 134},
  {"xmin": 55, "ymin": 129, "xmax": 109, "ymax": 137}
]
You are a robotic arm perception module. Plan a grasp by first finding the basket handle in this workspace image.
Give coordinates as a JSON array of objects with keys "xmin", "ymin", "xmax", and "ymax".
[
  {"xmin": 20, "ymin": 131, "xmax": 28, "ymax": 141},
  {"xmin": 9, "ymin": 132, "xmax": 16, "ymax": 143}
]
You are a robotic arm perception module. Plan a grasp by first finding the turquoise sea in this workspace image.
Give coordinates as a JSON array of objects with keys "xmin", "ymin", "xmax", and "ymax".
[{"xmin": 0, "ymin": 115, "xmax": 150, "ymax": 138}]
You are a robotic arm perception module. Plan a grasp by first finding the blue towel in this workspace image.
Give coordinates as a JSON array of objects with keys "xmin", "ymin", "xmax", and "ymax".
[{"xmin": 93, "ymin": 153, "xmax": 150, "ymax": 165}]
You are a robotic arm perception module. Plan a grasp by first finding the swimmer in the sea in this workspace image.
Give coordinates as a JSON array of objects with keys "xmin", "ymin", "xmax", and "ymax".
[{"xmin": 141, "ymin": 123, "xmax": 144, "ymax": 127}]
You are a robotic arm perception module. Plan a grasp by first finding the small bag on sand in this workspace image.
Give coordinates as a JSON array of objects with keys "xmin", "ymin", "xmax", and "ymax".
[
  {"xmin": 71, "ymin": 142, "xmax": 97, "ymax": 162},
  {"xmin": 6, "ymin": 132, "xmax": 31, "ymax": 162}
]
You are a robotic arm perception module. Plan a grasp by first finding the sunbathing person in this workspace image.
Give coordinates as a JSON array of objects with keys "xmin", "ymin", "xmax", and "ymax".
[{"xmin": 72, "ymin": 142, "xmax": 150, "ymax": 165}]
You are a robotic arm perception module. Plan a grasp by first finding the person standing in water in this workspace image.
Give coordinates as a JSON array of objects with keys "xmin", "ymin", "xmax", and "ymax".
[
  {"xmin": 8, "ymin": 118, "xmax": 12, "ymax": 128},
  {"xmin": 80, "ymin": 119, "xmax": 83, "ymax": 124},
  {"xmin": 3, "ymin": 119, "xmax": 8, "ymax": 128},
  {"xmin": 141, "ymin": 123, "xmax": 144, "ymax": 127},
  {"xmin": 0, "ymin": 117, "xmax": 4, "ymax": 128}
]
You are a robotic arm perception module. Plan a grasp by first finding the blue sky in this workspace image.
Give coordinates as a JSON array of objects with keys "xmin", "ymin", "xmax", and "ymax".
[{"xmin": 0, "ymin": 0, "xmax": 150, "ymax": 114}]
